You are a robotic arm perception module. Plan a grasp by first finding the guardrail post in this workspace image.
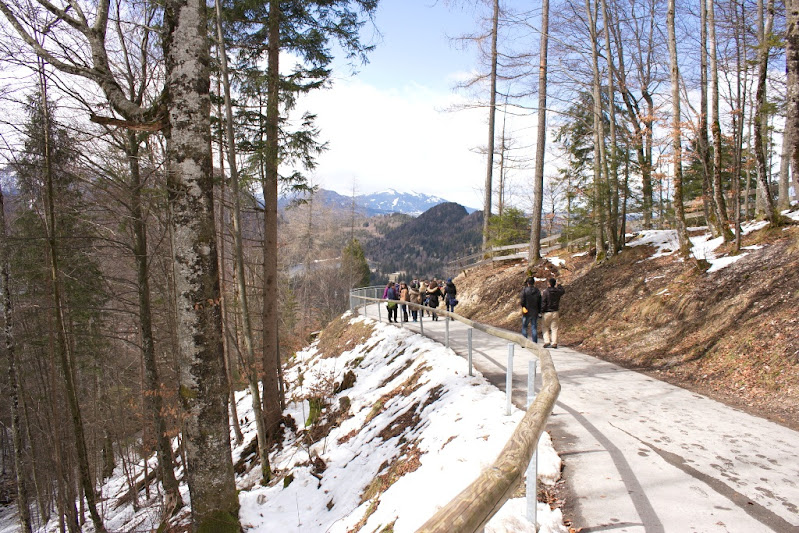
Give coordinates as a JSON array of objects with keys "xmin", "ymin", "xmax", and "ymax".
[
  {"xmin": 419, "ymin": 309, "xmax": 424, "ymax": 335},
  {"xmin": 506, "ymin": 344, "xmax": 514, "ymax": 416},
  {"xmin": 527, "ymin": 359, "xmax": 538, "ymax": 528},
  {"xmin": 378, "ymin": 300, "xmax": 382, "ymax": 322},
  {"xmin": 445, "ymin": 316, "xmax": 450, "ymax": 348},
  {"xmin": 467, "ymin": 328, "xmax": 473, "ymax": 376}
]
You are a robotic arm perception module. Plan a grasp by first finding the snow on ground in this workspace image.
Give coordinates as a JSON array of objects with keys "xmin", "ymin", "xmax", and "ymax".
[
  {"xmin": 3, "ymin": 314, "xmax": 566, "ymax": 533},
  {"xmin": 236, "ymin": 315, "xmax": 566, "ymax": 532},
  {"xmin": 625, "ymin": 208, "xmax": 799, "ymax": 272}
]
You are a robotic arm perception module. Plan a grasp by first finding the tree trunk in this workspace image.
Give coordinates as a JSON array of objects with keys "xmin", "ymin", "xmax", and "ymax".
[
  {"xmin": 699, "ymin": 0, "xmax": 721, "ymax": 236},
  {"xmin": 611, "ymin": 18, "xmax": 652, "ymax": 235},
  {"xmin": 528, "ymin": 0, "xmax": 548, "ymax": 265},
  {"xmin": 1, "ymin": 186, "xmax": 33, "ymax": 533},
  {"xmin": 38, "ymin": 62, "xmax": 107, "ymax": 533},
  {"xmin": 162, "ymin": 0, "xmax": 241, "ymax": 527},
  {"xmin": 262, "ymin": 0, "xmax": 284, "ymax": 440},
  {"xmin": 601, "ymin": 0, "xmax": 619, "ymax": 254},
  {"xmin": 585, "ymin": 0, "xmax": 607, "ymax": 260},
  {"xmin": 127, "ymin": 131, "xmax": 183, "ymax": 511},
  {"xmin": 667, "ymin": 0, "xmax": 693, "ymax": 259},
  {"xmin": 214, "ymin": 0, "xmax": 271, "ymax": 484},
  {"xmin": 779, "ymin": 121, "xmax": 791, "ymax": 210},
  {"xmin": 786, "ymin": 0, "xmax": 799, "ymax": 204},
  {"xmin": 732, "ymin": 0, "xmax": 746, "ymax": 252},
  {"xmin": 754, "ymin": 0, "xmax": 781, "ymax": 223},
  {"xmin": 482, "ymin": 0, "xmax": 500, "ymax": 250},
  {"xmin": 213, "ymin": 66, "xmax": 244, "ymax": 446},
  {"xmin": 709, "ymin": 0, "xmax": 733, "ymax": 239}
]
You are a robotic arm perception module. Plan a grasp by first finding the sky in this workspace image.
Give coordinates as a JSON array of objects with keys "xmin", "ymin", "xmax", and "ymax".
[{"xmin": 292, "ymin": 0, "xmax": 540, "ymax": 211}]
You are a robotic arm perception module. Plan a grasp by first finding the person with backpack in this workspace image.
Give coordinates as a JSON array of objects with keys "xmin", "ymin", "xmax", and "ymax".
[
  {"xmin": 541, "ymin": 277, "xmax": 565, "ymax": 348},
  {"xmin": 385, "ymin": 282, "xmax": 399, "ymax": 323},
  {"xmin": 444, "ymin": 278, "xmax": 458, "ymax": 317},
  {"xmin": 520, "ymin": 277, "xmax": 542, "ymax": 342}
]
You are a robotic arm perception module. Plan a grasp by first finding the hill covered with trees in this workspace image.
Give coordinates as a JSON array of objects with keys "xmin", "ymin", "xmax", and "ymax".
[{"xmin": 362, "ymin": 202, "xmax": 483, "ymax": 281}]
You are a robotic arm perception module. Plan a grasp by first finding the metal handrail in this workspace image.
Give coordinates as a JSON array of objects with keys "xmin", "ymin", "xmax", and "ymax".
[{"xmin": 348, "ymin": 286, "xmax": 561, "ymax": 532}]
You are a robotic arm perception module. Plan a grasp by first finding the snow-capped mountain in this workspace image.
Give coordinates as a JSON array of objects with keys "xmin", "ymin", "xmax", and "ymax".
[
  {"xmin": 280, "ymin": 187, "xmax": 477, "ymax": 217},
  {"xmin": 361, "ymin": 188, "xmax": 448, "ymax": 216}
]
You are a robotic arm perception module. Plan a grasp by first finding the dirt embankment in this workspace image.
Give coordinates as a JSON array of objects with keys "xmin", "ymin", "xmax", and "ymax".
[{"xmin": 452, "ymin": 225, "xmax": 799, "ymax": 431}]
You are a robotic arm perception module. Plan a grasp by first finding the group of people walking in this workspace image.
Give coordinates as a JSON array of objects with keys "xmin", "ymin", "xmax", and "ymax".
[
  {"xmin": 383, "ymin": 278, "xmax": 458, "ymax": 323},
  {"xmin": 382, "ymin": 274, "xmax": 564, "ymax": 351},
  {"xmin": 520, "ymin": 277, "xmax": 565, "ymax": 348}
]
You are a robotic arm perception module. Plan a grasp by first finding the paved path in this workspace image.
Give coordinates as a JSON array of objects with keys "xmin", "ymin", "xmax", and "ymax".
[{"xmin": 359, "ymin": 304, "xmax": 799, "ymax": 532}]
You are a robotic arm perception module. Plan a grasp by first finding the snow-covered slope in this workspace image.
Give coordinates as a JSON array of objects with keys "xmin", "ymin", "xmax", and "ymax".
[{"xmin": 2, "ymin": 314, "xmax": 566, "ymax": 533}]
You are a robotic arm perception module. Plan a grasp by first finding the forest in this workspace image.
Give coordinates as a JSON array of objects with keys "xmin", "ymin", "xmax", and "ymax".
[{"xmin": 0, "ymin": 0, "xmax": 796, "ymax": 531}]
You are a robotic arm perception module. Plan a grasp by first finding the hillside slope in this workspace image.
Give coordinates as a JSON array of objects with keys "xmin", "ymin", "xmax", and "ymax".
[
  {"xmin": 363, "ymin": 202, "xmax": 482, "ymax": 279},
  {"xmin": 451, "ymin": 215, "xmax": 799, "ymax": 430},
  {"xmin": 5, "ymin": 314, "xmax": 568, "ymax": 532}
]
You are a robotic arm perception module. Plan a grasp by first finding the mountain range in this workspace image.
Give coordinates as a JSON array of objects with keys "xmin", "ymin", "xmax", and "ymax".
[{"xmin": 280, "ymin": 187, "xmax": 477, "ymax": 217}]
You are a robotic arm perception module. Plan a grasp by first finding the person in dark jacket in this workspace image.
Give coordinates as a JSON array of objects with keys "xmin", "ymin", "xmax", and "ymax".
[
  {"xmin": 520, "ymin": 277, "xmax": 542, "ymax": 342},
  {"xmin": 444, "ymin": 278, "xmax": 457, "ymax": 317},
  {"xmin": 541, "ymin": 277, "xmax": 565, "ymax": 348},
  {"xmin": 426, "ymin": 281, "xmax": 444, "ymax": 321},
  {"xmin": 386, "ymin": 282, "xmax": 399, "ymax": 323}
]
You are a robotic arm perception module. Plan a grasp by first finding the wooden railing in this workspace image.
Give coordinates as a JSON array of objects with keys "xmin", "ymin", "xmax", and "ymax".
[
  {"xmin": 348, "ymin": 287, "xmax": 561, "ymax": 532},
  {"xmin": 449, "ymin": 234, "xmax": 564, "ymax": 272}
]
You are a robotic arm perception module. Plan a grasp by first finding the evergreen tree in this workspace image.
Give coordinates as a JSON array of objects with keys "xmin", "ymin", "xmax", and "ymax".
[{"xmin": 342, "ymin": 238, "xmax": 371, "ymax": 289}]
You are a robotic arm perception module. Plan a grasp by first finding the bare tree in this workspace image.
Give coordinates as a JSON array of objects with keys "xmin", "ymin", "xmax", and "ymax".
[
  {"xmin": 601, "ymin": 0, "xmax": 619, "ymax": 253},
  {"xmin": 214, "ymin": 0, "xmax": 271, "ymax": 485},
  {"xmin": 528, "ymin": 0, "xmax": 549, "ymax": 264},
  {"xmin": 0, "ymin": 0, "xmax": 243, "ymax": 526},
  {"xmin": 667, "ymin": 0, "xmax": 693, "ymax": 259},
  {"xmin": 585, "ymin": 0, "xmax": 608, "ymax": 259},
  {"xmin": 788, "ymin": 0, "xmax": 799, "ymax": 203},
  {"xmin": 483, "ymin": 0, "xmax": 500, "ymax": 250},
  {"xmin": 1, "ymin": 183, "xmax": 32, "ymax": 533},
  {"xmin": 708, "ymin": 0, "xmax": 733, "ymax": 240},
  {"xmin": 753, "ymin": 0, "xmax": 781, "ymax": 223}
]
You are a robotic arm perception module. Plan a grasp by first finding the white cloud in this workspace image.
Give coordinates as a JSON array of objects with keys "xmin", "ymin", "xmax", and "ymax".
[{"xmin": 292, "ymin": 77, "xmax": 534, "ymax": 210}]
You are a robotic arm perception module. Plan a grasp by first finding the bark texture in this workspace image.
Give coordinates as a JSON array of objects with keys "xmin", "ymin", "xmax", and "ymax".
[
  {"xmin": 163, "ymin": 0, "xmax": 240, "ymax": 528},
  {"xmin": 667, "ymin": 0, "xmax": 693, "ymax": 258},
  {"xmin": 262, "ymin": 0, "xmax": 283, "ymax": 439}
]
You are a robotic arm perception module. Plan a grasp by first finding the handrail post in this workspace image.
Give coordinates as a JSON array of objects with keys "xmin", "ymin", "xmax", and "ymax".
[
  {"xmin": 419, "ymin": 308, "xmax": 424, "ymax": 335},
  {"xmin": 506, "ymin": 343, "xmax": 514, "ymax": 416},
  {"xmin": 468, "ymin": 328, "xmax": 473, "ymax": 376},
  {"xmin": 445, "ymin": 316, "xmax": 450, "ymax": 348},
  {"xmin": 527, "ymin": 359, "xmax": 538, "ymax": 528}
]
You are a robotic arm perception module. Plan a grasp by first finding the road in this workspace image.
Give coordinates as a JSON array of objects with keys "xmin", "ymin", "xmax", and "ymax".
[{"xmin": 359, "ymin": 303, "xmax": 799, "ymax": 532}]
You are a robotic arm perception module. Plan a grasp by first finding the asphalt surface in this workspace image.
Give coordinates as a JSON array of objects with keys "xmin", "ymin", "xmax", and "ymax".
[{"xmin": 361, "ymin": 304, "xmax": 799, "ymax": 532}]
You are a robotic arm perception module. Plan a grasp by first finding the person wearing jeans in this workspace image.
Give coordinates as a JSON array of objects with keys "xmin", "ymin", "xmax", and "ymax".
[{"xmin": 520, "ymin": 277, "xmax": 542, "ymax": 342}]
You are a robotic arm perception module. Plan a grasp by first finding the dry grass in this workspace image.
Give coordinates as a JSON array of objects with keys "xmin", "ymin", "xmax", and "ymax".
[
  {"xmin": 453, "ymin": 225, "xmax": 799, "ymax": 430},
  {"xmin": 316, "ymin": 315, "xmax": 375, "ymax": 359}
]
